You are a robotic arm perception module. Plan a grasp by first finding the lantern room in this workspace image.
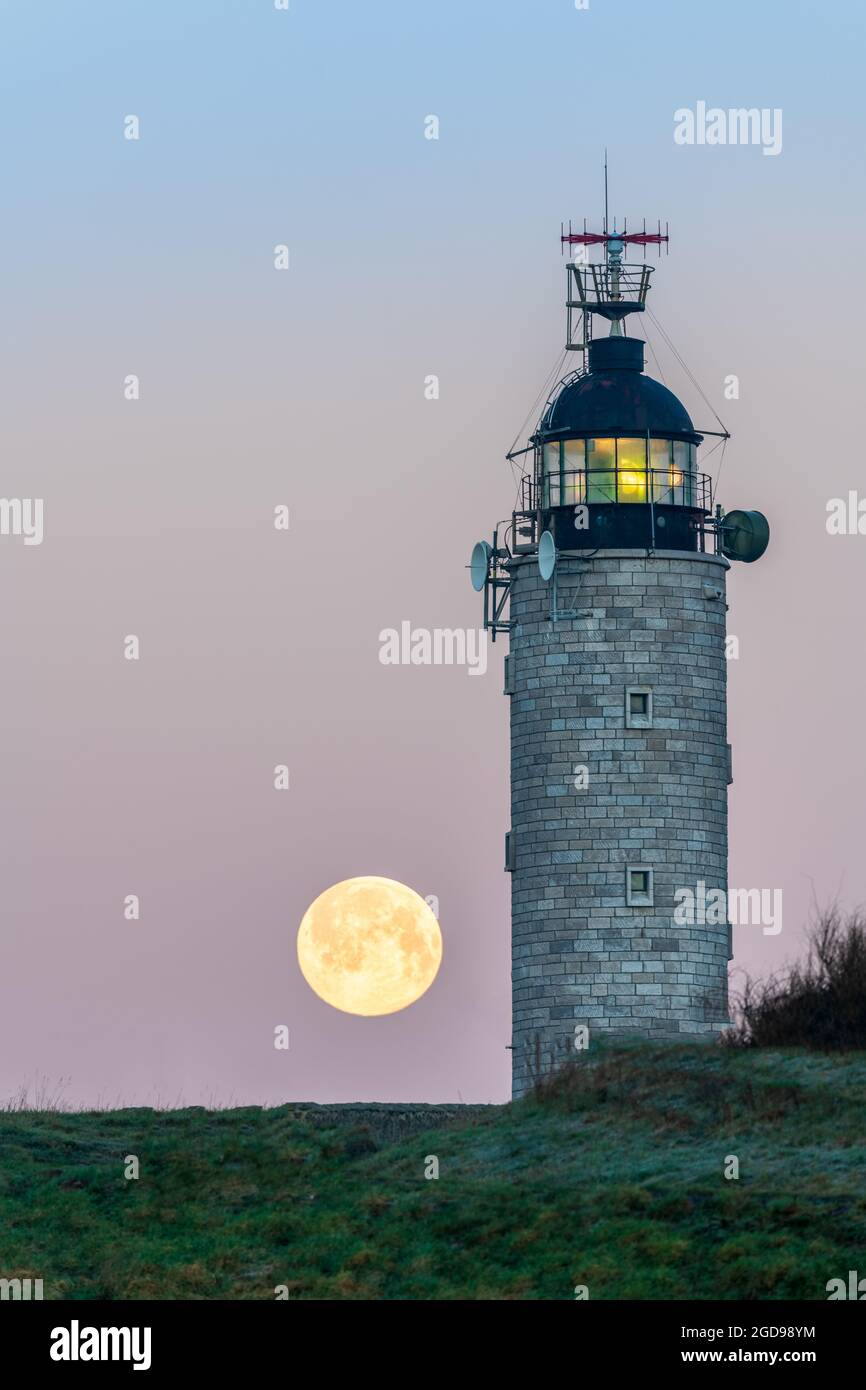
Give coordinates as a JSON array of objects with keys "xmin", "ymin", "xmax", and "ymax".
[{"xmin": 531, "ymin": 335, "xmax": 711, "ymax": 552}]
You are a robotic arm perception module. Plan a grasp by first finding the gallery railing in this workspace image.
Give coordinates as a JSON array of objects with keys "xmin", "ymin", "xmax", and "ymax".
[{"xmin": 520, "ymin": 467, "xmax": 712, "ymax": 512}]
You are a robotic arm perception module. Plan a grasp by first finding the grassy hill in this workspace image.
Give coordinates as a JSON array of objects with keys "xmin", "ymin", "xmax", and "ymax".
[{"xmin": 2, "ymin": 1041, "xmax": 865, "ymax": 1300}]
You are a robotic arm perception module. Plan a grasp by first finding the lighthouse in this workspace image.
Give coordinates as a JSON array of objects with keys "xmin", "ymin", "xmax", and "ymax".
[{"xmin": 471, "ymin": 206, "xmax": 769, "ymax": 1098}]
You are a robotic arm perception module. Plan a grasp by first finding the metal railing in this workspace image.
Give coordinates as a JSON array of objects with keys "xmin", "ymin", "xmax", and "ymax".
[
  {"xmin": 521, "ymin": 467, "xmax": 712, "ymax": 512},
  {"xmin": 567, "ymin": 261, "xmax": 654, "ymax": 310}
]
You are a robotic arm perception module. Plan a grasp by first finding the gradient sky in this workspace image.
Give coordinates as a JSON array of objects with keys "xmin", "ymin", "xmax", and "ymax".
[{"xmin": 1, "ymin": 0, "xmax": 864, "ymax": 1106}]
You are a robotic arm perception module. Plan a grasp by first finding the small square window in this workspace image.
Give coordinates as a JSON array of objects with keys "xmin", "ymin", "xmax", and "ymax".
[
  {"xmin": 625, "ymin": 686, "xmax": 653, "ymax": 728},
  {"xmin": 626, "ymin": 866, "xmax": 654, "ymax": 907}
]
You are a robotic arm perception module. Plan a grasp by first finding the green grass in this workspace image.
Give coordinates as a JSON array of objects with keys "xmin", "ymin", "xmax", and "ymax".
[{"xmin": 2, "ymin": 1042, "xmax": 865, "ymax": 1299}]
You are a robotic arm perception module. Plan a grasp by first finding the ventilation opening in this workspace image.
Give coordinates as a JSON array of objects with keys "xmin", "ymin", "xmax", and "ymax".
[
  {"xmin": 504, "ymin": 655, "xmax": 514, "ymax": 696},
  {"xmin": 626, "ymin": 686, "xmax": 653, "ymax": 729},
  {"xmin": 626, "ymin": 866, "xmax": 654, "ymax": 907}
]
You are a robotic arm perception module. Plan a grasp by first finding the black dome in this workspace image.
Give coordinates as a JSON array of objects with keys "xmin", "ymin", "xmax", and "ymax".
[{"xmin": 540, "ymin": 336, "xmax": 700, "ymax": 442}]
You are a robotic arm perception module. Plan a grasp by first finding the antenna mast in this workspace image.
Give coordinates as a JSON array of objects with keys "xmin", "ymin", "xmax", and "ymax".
[{"xmin": 561, "ymin": 156, "xmax": 669, "ymax": 359}]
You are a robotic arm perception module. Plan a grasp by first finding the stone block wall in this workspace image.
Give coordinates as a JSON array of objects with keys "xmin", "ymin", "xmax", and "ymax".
[{"xmin": 507, "ymin": 548, "xmax": 730, "ymax": 1097}]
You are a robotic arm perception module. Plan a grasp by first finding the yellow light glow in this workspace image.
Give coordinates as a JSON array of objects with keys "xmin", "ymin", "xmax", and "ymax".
[
  {"xmin": 297, "ymin": 876, "xmax": 443, "ymax": 1016},
  {"xmin": 619, "ymin": 470, "xmax": 647, "ymax": 502}
]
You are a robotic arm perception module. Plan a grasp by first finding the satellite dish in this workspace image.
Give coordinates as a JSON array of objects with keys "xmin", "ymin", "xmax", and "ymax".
[
  {"xmin": 538, "ymin": 530, "xmax": 557, "ymax": 582},
  {"xmin": 470, "ymin": 540, "xmax": 492, "ymax": 592},
  {"xmin": 720, "ymin": 509, "xmax": 770, "ymax": 564}
]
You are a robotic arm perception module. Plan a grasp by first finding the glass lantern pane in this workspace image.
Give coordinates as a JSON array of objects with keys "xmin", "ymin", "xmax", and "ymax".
[
  {"xmin": 650, "ymin": 439, "xmax": 671, "ymax": 501},
  {"xmin": 563, "ymin": 439, "xmax": 584, "ymax": 470},
  {"xmin": 672, "ymin": 441, "xmax": 690, "ymax": 472},
  {"xmin": 670, "ymin": 441, "xmax": 689, "ymax": 505},
  {"xmin": 684, "ymin": 443, "xmax": 697, "ymax": 504},
  {"xmin": 543, "ymin": 441, "xmax": 560, "ymax": 474},
  {"xmin": 586, "ymin": 438, "xmax": 616, "ymax": 470},
  {"xmin": 543, "ymin": 442, "xmax": 561, "ymax": 507},
  {"xmin": 565, "ymin": 471, "xmax": 587, "ymax": 506},
  {"xmin": 617, "ymin": 438, "xmax": 647, "ymax": 469},
  {"xmin": 587, "ymin": 472, "xmax": 616, "ymax": 503},
  {"xmin": 562, "ymin": 440, "xmax": 583, "ymax": 506},
  {"xmin": 618, "ymin": 473, "xmax": 649, "ymax": 503},
  {"xmin": 617, "ymin": 438, "xmax": 648, "ymax": 503},
  {"xmin": 650, "ymin": 438, "xmax": 671, "ymax": 469}
]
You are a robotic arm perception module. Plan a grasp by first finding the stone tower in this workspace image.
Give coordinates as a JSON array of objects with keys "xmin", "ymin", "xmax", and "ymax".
[{"xmin": 470, "ymin": 223, "xmax": 769, "ymax": 1098}]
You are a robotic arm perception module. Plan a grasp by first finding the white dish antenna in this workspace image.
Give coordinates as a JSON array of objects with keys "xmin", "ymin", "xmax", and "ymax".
[
  {"xmin": 538, "ymin": 530, "xmax": 558, "ymax": 582},
  {"xmin": 470, "ymin": 541, "xmax": 492, "ymax": 592}
]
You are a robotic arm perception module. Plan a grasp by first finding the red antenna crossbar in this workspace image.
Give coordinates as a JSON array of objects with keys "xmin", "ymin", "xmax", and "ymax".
[
  {"xmin": 560, "ymin": 219, "xmax": 670, "ymax": 253},
  {"xmin": 614, "ymin": 232, "xmax": 669, "ymax": 246},
  {"xmin": 560, "ymin": 231, "xmax": 669, "ymax": 246},
  {"xmin": 560, "ymin": 232, "xmax": 609, "ymax": 246}
]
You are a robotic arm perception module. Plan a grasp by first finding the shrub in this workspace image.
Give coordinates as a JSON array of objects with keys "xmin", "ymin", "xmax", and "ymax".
[{"xmin": 728, "ymin": 906, "xmax": 866, "ymax": 1049}]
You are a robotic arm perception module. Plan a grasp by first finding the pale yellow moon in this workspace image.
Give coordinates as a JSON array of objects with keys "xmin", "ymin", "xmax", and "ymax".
[{"xmin": 297, "ymin": 877, "xmax": 442, "ymax": 1016}]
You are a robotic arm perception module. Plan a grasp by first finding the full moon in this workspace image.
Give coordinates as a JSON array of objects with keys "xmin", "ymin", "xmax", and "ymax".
[{"xmin": 297, "ymin": 877, "xmax": 443, "ymax": 1016}]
